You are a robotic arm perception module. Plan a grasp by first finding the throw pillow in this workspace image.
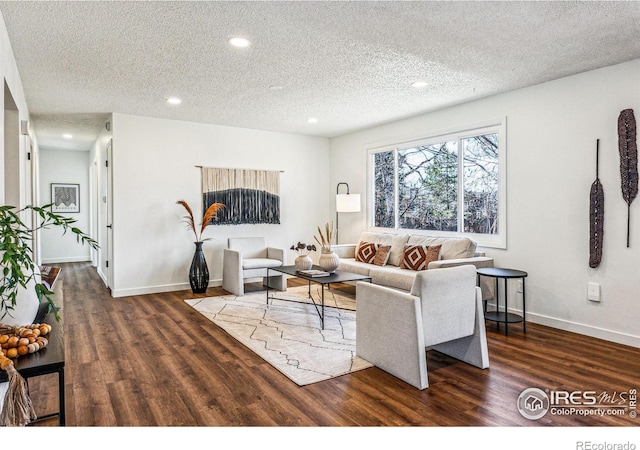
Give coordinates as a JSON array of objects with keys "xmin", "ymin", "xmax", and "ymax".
[
  {"xmin": 372, "ymin": 245, "xmax": 391, "ymax": 266},
  {"xmin": 355, "ymin": 242, "xmax": 378, "ymax": 264},
  {"xmin": 400, "ymin": 244, "xmax": 442, "ymax": 271}
]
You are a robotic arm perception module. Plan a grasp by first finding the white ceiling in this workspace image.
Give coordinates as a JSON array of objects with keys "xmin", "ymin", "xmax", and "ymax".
[{"xmin": 2, "ymin": 1, "xmax": 640, "ymax": 151}]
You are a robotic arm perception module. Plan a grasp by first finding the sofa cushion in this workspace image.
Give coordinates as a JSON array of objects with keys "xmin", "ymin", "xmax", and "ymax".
[
  {"xmin": 242, "ymin": 258, "xmax": 282, "ymax": 270},
  {"xmin": 355, "ymin": 242, "xmax": 377, "ymax": 264},
  {"xmin": 337, "ymin": 258, "xmax": 374, "ymax": 277},
  {"xmin": 372, "ymin": 245, "xmax": 391, "ymax": 266},
  {"xmin": 406, "ymin": 235, "xmax": 476, "ymax": 260},
  {"xmin": 399, "ymin": 244, "xmax": 441, "ymax": 271},
  {"xmin": 357, "ymin": 232, "xmax": 409, "ymax": 267},
  {"xmin": 370, "ymin": 266, "xmax": 417, "ymax": 291}
]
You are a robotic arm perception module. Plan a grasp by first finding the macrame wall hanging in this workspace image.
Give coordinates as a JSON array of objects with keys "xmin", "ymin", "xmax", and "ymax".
[
  {"xmin": 200, "ymin": 167, "xmax": 281, "ymax": 225},
  {"xmin": 618, "ymin": 108, "xmax": 638, "ymax": 248},
  {"xmin": 589, "ymin": 139, "xmax": 604, "ymax": 268}
]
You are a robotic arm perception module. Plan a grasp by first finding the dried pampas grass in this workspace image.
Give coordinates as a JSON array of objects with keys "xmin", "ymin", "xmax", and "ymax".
[{"xmin": 177, "ymin": 200, "xmax": 225, "ymax": 242}]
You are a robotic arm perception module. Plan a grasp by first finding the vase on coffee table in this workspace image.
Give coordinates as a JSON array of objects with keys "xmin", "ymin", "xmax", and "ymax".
[
  {"xmin": 295, "ymin": 255, "xmax": 313, "ymax": 272},
  {"xmin": 318, "ymin": 250, "xmax": 339, "ymax": 273}
]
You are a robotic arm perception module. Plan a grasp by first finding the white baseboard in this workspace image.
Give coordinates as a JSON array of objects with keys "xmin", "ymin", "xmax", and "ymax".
[
  {"xmin": 111, "ymin": 278, "xmax": 223, "ymax": 298},
  {"xmin": 485, "ymin": 301, "xmax": 640, "ymax": 349},
  {"xmin": 525, "ymin": 311, "xmax": 640, "ymax": 349},
  {"xmin": 96, "ymin": 268, "xmax": 108, "ymax": 288},
  {"xmin": 41, "ymin": 257, "xmax": 91, "ymax": 264}
]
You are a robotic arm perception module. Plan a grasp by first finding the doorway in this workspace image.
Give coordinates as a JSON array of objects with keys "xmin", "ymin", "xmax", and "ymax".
[{"xmin": 98, "ymin": 138, "xmax": 113, "ymax": 289}]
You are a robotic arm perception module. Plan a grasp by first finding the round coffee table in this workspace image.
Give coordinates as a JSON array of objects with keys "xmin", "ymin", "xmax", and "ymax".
[{"xmin": 477, "ymin": 267, "xmax": 527, "ymax": 335}]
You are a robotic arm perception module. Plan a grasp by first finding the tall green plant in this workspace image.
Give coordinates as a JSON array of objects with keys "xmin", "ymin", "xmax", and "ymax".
[{"xmin": 0, "ymin": 204, "xmax": 98, "ymax": 321}]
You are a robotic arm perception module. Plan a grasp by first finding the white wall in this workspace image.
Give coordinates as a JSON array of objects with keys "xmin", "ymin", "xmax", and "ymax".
[
  {"xmin": 38, "ymin": 148, "xmax": 91, "ymax": 263},
  {"xmin": 0, "ymin": 10, "xmax": 31, "ymax": 206},
  {"xmin": 330, "ymin": 58, "xmax": 640, "ymax": 348},
  {"xmin": 111, "ymin": 113, "xmax": 331, "ymax": 297}
]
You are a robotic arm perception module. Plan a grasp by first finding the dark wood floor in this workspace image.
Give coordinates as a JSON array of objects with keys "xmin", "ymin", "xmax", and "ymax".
[{"xmin": 27, "ymin": 262, "xmax": 639, "ymax": 428}]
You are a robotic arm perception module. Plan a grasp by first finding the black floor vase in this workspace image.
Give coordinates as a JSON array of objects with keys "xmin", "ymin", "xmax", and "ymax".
[{"xmin": 189, "ymin": 241, "xmax": 209, "ymax": 294}]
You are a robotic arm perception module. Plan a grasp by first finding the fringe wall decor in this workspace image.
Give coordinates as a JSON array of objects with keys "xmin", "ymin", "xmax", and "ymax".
[
  {"xmin": 201, "ymin": 167, "xmax": 280, "ymax": 225},
  {"xmin": 589, "ymin": 139, "xmax": 604, "ymax": 268},
  {"xmin": 618, "ymin": 108, "xmax": 638, "ymax": 247}
]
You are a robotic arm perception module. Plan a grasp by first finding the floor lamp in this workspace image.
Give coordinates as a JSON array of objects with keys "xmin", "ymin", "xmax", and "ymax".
[{"xmin": 336, "ymin": 182, "xmax": 361, "ymax": 244}]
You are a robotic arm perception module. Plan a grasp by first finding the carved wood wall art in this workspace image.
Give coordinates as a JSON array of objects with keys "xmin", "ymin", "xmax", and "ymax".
[{"xmin": 618, "ymin": 108, "xmax": 638, "ymax": 248}]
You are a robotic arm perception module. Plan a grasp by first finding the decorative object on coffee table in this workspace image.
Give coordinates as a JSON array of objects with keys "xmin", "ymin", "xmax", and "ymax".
[
  {"xmin": 290, "ymin": 242, "xmax": 315, "ymax": 271},
  {"xmin": 176, "ymin": 200, "xmax": 225, "ymax": 294},
  {"xmin": 318, "ymin": 250, "xmax": 340, "ymax": 273},
  {"xmin": 314, "ymin": 222, "xmax": 339, "ymax": 273},
  {"xmin": 618, "ymin": 108, "xmax": 638, "ymax": 248},
  {"xmin": 589, "ymin": 139, "xmax": 604, "ymax": 268}
]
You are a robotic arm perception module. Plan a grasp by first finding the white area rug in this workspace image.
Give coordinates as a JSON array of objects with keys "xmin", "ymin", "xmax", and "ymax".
[{"xmin": 185, "ymin": 285, "xmax": 372, "ymax": 386}]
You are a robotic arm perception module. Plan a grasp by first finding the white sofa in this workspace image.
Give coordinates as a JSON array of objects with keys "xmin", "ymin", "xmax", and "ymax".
[{"xmin": 334, "ymin": 231, "xmax": 494, "ymax": 300}]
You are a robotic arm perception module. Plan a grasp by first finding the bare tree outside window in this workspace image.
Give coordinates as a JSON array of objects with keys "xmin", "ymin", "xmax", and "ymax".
[
  {"xmin": 398, "ymin": 142, "xmax": 458, "ymax": 231},
  {"xmin": 463, "ymin": 133, "xmax": 499, "ymax": 234},
  {"xmin": 371, "ymin": 131, "xmax": 500, "ymax": 237},
  {"xmin": 374, "ymin": 151, "xmax": 395, "ymax": 228}
]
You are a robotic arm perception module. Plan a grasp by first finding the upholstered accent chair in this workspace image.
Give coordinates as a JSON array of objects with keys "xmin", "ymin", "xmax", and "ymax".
[
  {"xmin": 355, "ymin": 264, "xmax": 489, "ymax": 390},
  {"xmin": 222, "ymin": 237, "xmax": 286, "ymax": 296}
]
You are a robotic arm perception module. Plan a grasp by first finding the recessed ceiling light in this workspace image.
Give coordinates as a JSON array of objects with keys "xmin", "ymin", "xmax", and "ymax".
[
  {"xmin": 269, "ymin": 85, "xmax": 284, "ymax": 91},
  {"xmin": 307, "ymin": 118, "xmax": 318, "ymax": 124},
  {"xmin": 228, "ymin": 37, "xmax": 251, "ymax": 48},
  {"xmin": 411, "ymin": 81, "xmax": 428, "ymax": 89},
  {"xmin": 166, "ymin": 97, "xmax": 182, "ymax": 105},
  {"xmin": 63, "ymin": 133, "xmax": 73, "ymax": 139}
]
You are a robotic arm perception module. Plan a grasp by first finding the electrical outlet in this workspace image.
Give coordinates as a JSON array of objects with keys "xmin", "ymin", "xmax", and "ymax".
[
  {"xmin": 517, "ymin": 279, "xmax": 523, "ymax": 293},
  {"xmin": 587, "ymin": 282, "xmax": 601, "ymax": 302}
]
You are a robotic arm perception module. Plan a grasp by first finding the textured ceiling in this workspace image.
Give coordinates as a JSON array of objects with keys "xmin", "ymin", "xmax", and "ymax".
[{"xmin": 2, "ymin": 1, "xmax": 640, "ymax": 151}]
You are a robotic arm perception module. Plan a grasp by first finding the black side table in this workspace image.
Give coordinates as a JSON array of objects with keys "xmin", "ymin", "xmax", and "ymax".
[{"xmin": 477, "ymin": 267, "xmax": 527, "ymax": 335}]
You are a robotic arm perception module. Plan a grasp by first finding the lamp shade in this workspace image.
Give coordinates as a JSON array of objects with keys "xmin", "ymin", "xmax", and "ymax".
[{"xmin": 336, "ymin": 193, "xmax": 361, "ymax": 212}]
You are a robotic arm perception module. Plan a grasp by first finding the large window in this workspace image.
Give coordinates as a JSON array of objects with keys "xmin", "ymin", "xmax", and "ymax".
[{"xmin": 369, "ymin": 120, "xmax": 505, "ymax": 248}]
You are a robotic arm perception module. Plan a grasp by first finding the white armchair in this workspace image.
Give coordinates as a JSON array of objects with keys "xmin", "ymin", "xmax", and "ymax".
[
  {"xmin": 222, "ymin": 237, "xmax": 286, "ymax": 296},
  {"xmin": 356, "ymin": 264, "xmax": 489, "ymax": 390}
]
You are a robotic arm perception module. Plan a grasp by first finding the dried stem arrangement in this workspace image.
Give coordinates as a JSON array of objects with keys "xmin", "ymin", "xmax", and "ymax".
[
  {"xmin": 314, "ymin": 222, "xmax": 334, "ymax": 252},
  {"xmin": 176, "ymin": 200, "xmax": 225, "ymax": 242}
]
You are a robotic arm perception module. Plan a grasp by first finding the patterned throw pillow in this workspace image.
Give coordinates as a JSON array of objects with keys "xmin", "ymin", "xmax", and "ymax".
[
  {"xmin": 355, "ymin": 242, "xmax": 378, "ymax": 264},
  {"xmin": 400, "ymin": 244, "xmax": 442, "ymax": 270},
  {"xmin": 372, "ymin": 245, "xmax": 392, "ymax": 266}
]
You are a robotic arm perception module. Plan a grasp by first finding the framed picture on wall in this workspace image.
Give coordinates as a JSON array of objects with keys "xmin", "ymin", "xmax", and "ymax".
[{"xmin": 51, "ymin": 183, "xmax": 80, "ymax": 213}]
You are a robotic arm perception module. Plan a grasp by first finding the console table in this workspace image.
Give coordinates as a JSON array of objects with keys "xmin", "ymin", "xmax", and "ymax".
[
  {"xmin": 477, "ymin": 267, "xmax": 527, "ymax": 335},
  {"xmin": 0, "ymin": 291, "xmax": 65, "ymax": 425}
]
